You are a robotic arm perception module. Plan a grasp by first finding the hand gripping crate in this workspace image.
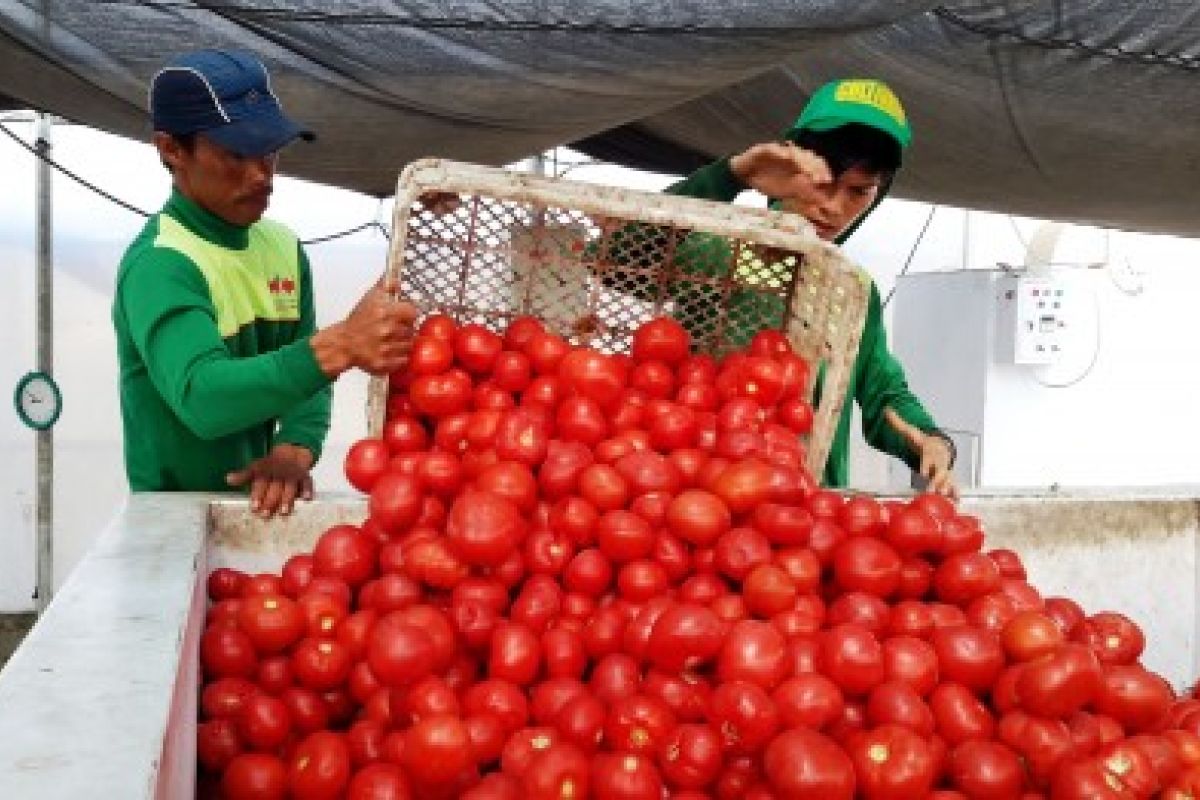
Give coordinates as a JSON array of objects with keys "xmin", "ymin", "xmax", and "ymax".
[{"xmin": 367, "ymin": 158, "xmax": 869, "ymax": 479}]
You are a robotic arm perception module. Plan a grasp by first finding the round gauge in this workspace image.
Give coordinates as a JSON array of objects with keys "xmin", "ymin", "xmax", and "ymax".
[{"xmin": 13, "ymin": 371, "xmax": 62, "ymax": 431}]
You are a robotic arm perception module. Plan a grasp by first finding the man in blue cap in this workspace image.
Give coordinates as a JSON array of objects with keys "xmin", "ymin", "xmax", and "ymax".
[{"xmin": 113, "ymin": 50, "xmax": 418, "ymax": 516}]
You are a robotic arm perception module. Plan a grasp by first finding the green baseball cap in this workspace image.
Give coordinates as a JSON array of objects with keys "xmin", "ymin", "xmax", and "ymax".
[{"xmin": 786, "ymin": 78, "xmax": 912, "ymax": 149}]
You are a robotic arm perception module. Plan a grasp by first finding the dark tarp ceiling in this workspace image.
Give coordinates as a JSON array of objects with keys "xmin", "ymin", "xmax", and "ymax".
[{"xmin": 1, "ymin": 1, "xmax": 1198, "ymax": 236}]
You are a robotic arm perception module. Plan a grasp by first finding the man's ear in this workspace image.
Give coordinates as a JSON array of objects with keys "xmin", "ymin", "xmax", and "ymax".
[{"xmin": 153, "ymin": 132, "xmax": 184, "ymax": 173}]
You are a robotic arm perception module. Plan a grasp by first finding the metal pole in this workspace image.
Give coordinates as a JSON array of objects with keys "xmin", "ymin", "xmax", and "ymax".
[{"xmin": 34, "ymin": 113, "xmax": 53, "ymax": 615}]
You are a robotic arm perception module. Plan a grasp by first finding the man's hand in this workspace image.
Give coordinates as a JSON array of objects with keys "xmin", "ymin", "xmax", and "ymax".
[
  {"xmin": 883, "ymin": 407, "xmax": 959, "ymax": 501},
  {"xmin": 227, "ymin": 443, "xmax": 316, "ymax": 518},
  {"xmin": 310, "ymin": 277, "xmax": 420, "ymax": 378},
  {"xmin": 729, "ymin": 141, "xmax": 833, "ymax": 201}
]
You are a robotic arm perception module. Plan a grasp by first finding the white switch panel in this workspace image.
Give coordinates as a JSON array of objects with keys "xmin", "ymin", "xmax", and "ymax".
[{"xmin": 996, "ymin": 273, "xmax": 1069, "ymax": 365}]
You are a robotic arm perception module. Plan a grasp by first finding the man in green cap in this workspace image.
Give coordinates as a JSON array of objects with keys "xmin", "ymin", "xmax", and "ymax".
[{"xmin": 655, "ymin": 78, "xmax": 957, "ymax": 497}]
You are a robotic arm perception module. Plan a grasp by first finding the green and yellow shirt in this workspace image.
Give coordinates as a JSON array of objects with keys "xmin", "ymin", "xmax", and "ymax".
[{"xmin": 113, "ymin": 190, "xmax": 331, "ymax": 491}]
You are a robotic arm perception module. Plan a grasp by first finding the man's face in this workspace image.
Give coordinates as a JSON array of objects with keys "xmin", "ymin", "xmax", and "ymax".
[
  {"xmin": 155, "ymin": 133, "xmax": 277, "ymax": 226},
  {"xmin": 779, "ymin": 164, "xmax": 883, "ymax": 242}
]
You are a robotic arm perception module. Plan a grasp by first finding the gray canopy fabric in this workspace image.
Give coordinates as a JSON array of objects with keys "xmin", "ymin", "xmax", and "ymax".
[{"xmin": 1, "ymin": 1, "xmax": 1198, "ymax": 236}]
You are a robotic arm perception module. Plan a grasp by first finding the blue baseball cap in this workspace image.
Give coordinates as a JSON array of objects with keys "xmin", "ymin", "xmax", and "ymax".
[{"xmin": 150, "ymin": 49, "xmax": 314, "ymax": 157}]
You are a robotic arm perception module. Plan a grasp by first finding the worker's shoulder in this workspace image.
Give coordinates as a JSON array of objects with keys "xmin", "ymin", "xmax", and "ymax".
[
  {"xmin": 115, "ymin": 214, "xmax": 202, "ymax": 290},
  {"xmin": 250, "ymin": 216, "xmax": 301, "ymax": 251}
]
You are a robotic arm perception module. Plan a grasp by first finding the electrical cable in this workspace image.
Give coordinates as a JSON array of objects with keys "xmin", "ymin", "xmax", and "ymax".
[
  {"xmin": 882, "ymin": 203, "xmax": 938, "ymax": 308},
  {"xmin": 0, "ymin": 120, "xmax": 389, "ymax": 247}
]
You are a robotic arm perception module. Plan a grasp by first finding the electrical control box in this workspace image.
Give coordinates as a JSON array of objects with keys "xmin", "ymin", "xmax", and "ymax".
[{"xmin": 995, "ymin": 272, "xmax": 1070, "ymax": 365}]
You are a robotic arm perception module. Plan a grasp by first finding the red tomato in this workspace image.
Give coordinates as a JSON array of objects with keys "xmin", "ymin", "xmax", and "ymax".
[
  {"xmin": 403, "ymin": 714, "xmax": 472, "ymax": 787},
  {"xmin": 773, "ymin": 673, "xmax": 845, "ymax": 730},
  {"xmin": 522, "ymin": 741, "xmax": 590, "ymax": 800},
  {"xmin": 290, "ymin": 638, "xmax": 352, "ymax": 691},
  {"xmin": 288, "ymin": 731, "xmax": 351, "ymax": 800},
  {"xmin": 1075, "ymin": 612, "xmax": 1146, "ymax": 666},
  {"xmin": 454, "ymin": 323, "xmax": 503, "ymax": 374},
  {"xmin": 201, "ymin": 626, "xmax": 258, "ymax": 680},
  {"xmin": 718, "ymin": 619, "xmax": 789, "ymax": 689},
  {"xmin": 866, "ymin": 681, "xmax": 934, "ymax": 737},
  {"xmin": 445, "ymin": 488, "xmax": 525, "ymax": 567},
  {"xmin": 237, "ymin": 594, "xmax": 305, "ymax": 655},
  {"xmin": 659, "ymin": 723, "xmax": 723, "ymax": 789},
  {"xmin": 631, "ymin": 318, "xmax": 690, "ymax": 365},
  {"xmin": 1017, "ymin": 642, "xmax": 1103, "ymax": 718},
  {"xmin": 590, "ymin": 752, "xmax": 663, "ymax": 799},
  {"xmin": 366, "ymin": 617, "xmax": 435, "ymax": 687},
  {"xmin": 370, "ymin": 472, "xmax": 426, "ymax": 536},
  {"xmin": 197, "ymin": 717, "xmax": 241, "ymax": 772},
  {"xmin": 1001, "ymin": 610, "xmax": 1065, "ymax": 663},
  {"xmin": 930, "ymin": 626, "xmax": 1005, "ymax": 694},
  {"xmin": 312, "ymin": 525, "xmax": 379, "ymax": 588},
  {"xmin": 763, "ymin": 728, "xmax": 855, "ymax": 800},
  {"xmin": 820, "ymin": 624, "xmax": 885, "ymax": 697},
  {"xmin": 946, "ymin": 739, "xmax": 1024, "ymax": 799},
  {"xmin": 238, "ymin": 692, "xmax": 291, "ymax": 750},
  {"xmin": 832, "ymin": 536, "xmax": 902, "ymax": 598},
  {"xmin": 929, "ymin": 683, "xmax": 995, "ymax": 745},
  {"xmin": 708, "ymin": 458, "xmax": 774, "ymax": 514},
  {"xmin": 207, "ymin": 567, "xmax": 248, "ymax": 601},
  {"xmin": 1092, "ymin": 665, "xmax": 1175, "ymax": 733},
  {"xmin": 409, "ymin": 369, "xmax": 473, "ymax": 417},
  {"xmin": 848, "ymin": 723, "xmax": 937, "ymax": 799},
  {"xmin": 419, "ymin": 313, "xmax": 457, "ymax": 340},
  {"xmin": 933, "ymin": 552, "xmax": 1002, "ymax": 605},
  {"xmin": 222, "ymin": 753, "xmax": 288, "ymax": 800},
  {"xmin": 881, "ymin": 636, "xmax": 939, "ymax": 697},
  {"xmin": 344, "ymin": 439, "xmax": 392, "ymax": 494},
  {"xmin": 346, "ymin": 763, "xmax": 412, "ymax": 800},
  {"xmin": 558, "ymin": 350, "xmax": 626, "ymax": 409}
]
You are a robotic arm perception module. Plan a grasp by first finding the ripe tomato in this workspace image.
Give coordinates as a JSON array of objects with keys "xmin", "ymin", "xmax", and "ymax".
[
  {"xmin": 291, "ymin": 638, "xmax": 352, "ymax": 691},
  {"xmin": 1075, "ymin": 611, "xmax": 1146, "ymax": 666},
  {"xmin": 222, "ymin": 753, "xmax": 288, "ymax": 800},
  {"xmin": 201, "ymin": 626, "xmax": 258, "ymax": 680},
  {"xmin": 344, "ymin": 439, "xmax": 392, "ymax": 494},
  {"xmin": 773, "ymin": 673, "xmax": 845, "ymax": 730},
  {"xmin": 1092, "ymin": 665, "xmax": 1174, "ymax": 733},
  {"xmin": 930, "ymin": 625, "xmax": 1005, "ymax": 694},
  {"xmin": 346, "ymin": 763, "xmax": 412, "ymax": 799},
  {"xmin": 197, "ymin": 717, "xmax": 241, "ymax": 773},
  {"xmin": 288, "ymin": 731, "xmax": 351, "ymax": 800},
  {"xmin": 848, "ymin": 723, "xmax": 938, "ymax": 799},
  {"xmin": 933, "ymin": 552, "xmax": 1002, "ymax": 605},
  {"xmin": 718, "ymin": 619, "xmax": 789, "ymax": 689},
  {"xmin": 762, "ymin": 728, "xmax": 855, "ymax": 800},
  {"xmin": 1001, "ymin": 609, "xmax": 1065, "ymax": 663},
  {"xmin": 631, "ymin": 318, "xmax": 690, "ymax": 365},
  {"xmin": 660, "ymin": 723, "xmax": 723, "ymax": 789},
  {"xmin": 312, "ymin": 525, "xmax": 379, "ymax": 588},
  {"xmin": 446, "ymin": 488, "xmax": 525, "ymax": 567},
  {"xmin": 832, "ymin": 536, "xmax": 902, "ymax": 598},
  {"xmin": 929, "ymin": 683, "xmax": 995, "ymax": 745},
  {"xmin": 558, "ymin": 350, "xmax": 626, "ymax": 409},
  {"xmin": 946, "ymin": 740, "xmax": 1024, "ymax": 798},
  {"xmin": 238, "ymin": 594, "xmax": 305, "ymax": 655},
  {"xmin": 207, "ymin": 567, "xmax": 247, "ymax": 601},
  {"xmin": 644, "ymin": 603, "xmax": 723, "ymax": 671},
  {"xmin": 820, "ymin": 624, "xmax": 885, "ymax": 696},
  {"xmin": 410, "ymin": 369, "xmax": 473, "ymax": 417},
  {"xmin": 454, "ymin": 323, "xmax": 503, "ymax": 374},
  {"xmin": 403, "ymin": 714, "xmax": 473, "ymax": 786},
  {"xmin": 1017, "ymin": 642, "xmax": 1102, "ymax": 718}
]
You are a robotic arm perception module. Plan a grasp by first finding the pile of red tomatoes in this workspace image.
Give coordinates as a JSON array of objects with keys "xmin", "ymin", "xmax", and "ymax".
[{"xmin": 197, "ymin": 315, "xmax": 1198, "ymax": 799}]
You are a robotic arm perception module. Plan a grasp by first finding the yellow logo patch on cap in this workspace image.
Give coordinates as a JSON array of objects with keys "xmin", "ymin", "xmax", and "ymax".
[{"xmin": 834, "ymin": 80, "xmax": 906, "ymax": 125}]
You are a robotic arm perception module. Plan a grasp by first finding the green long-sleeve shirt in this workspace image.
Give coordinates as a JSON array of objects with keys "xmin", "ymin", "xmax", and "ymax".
[
  {"xmin": 113, "ymin": 190, "xmax": 332, "ymax": 491},
  {"xmin": 663, "ymin": 158, "xmax": 939, "ymax": 487}
]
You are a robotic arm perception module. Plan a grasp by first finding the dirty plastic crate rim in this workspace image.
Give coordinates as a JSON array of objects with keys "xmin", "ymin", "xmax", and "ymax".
[{"xmin": 366, "ymin": 158, "xmax": 869, "ymax": 478}]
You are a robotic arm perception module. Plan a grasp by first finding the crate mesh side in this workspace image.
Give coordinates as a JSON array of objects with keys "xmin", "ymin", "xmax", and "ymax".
[{"xmin": 370, "ymin": 165, "xmax": 868, "ymax": 479}]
